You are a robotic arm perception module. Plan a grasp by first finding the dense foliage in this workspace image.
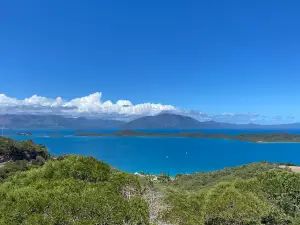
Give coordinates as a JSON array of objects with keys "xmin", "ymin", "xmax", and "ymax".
[
  {"xmin": 159, "ymin": 165, "xmax": 300, "ymax": 225},
  {"xmin": 0, "ymin": 137, "xmax": 50, "ymax": 182},
  {"xmin": 0, "ymin": 136, "xmax": 49, "ymax": 161},
  {"xmin": 0, "ymin": 160, "xmax": 30, "ymax": 182},
  {"xmin": 170, "ymin": 162, "xmax": 279, "ymax": 190},
  {"xmin": 0, "ymin": 155, "xmax": 149, "ymax": 225}
]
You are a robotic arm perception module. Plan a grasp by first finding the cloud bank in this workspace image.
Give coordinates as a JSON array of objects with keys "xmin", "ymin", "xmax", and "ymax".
[
  {"xmin": 0, "ymin": 92, "xmax": 177, "ymax": 118},
  {"xmin": 0, "ymin": 92, "xmax": 293, "ymax": 124}
]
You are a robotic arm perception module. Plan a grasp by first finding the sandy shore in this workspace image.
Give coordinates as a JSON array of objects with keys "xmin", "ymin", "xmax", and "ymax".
[
  {"xmin": 279, "ymin": 165, "xmax": 300, "ymax": 173},
  {"xmin": 257, "ymin": 141, "xmax": 300, "ymax": 144}
]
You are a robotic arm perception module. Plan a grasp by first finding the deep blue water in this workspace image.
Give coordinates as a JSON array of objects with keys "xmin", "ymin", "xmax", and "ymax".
[{"xmin": 4, "ymin": 129, "xmax": 300, "ymax": 176}]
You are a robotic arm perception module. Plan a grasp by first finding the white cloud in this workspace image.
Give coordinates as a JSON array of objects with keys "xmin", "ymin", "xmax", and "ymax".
[
  {"xmin": 0, "ymin": 92, "xmax": 177, "ymax": 117},
  {"xmin": 220, "ymin": 112, "xmax": 235, "ymax": 117},
  {"xmin": 210, "ymin": 112, "xmax": 264, "ymax": 124},
  {"xmin": 272, "ymin": 116, "xmax": 283, "ymax": 121},
  {"xmin": 0, "ymin": 92, "xmax": 293, "ymax": 124},
  {"xmin": 0, "ymin": 94, "xmax": 18, "ymax": 105},
  {"xmin": 23, "ymin": 95, "xmax": 64, "ymax": 107}
]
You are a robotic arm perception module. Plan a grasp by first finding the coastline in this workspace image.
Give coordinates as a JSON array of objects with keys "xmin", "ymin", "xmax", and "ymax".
[
  {"xmin": 256, "ymin": 141, "xmax": 300, "ymax": 144},
  {"xmin": 75, "ymin": 130, "xmax": 300, "ymax": 144}
]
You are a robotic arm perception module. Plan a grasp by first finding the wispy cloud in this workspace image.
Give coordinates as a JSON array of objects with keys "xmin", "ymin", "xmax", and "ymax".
[
  {"xmin": 213, "ymin": 112, "xmax": 260, "ymax": 120},
  {"xmin": 173, "ymin": 109, "xmax": 208, "ymax": 118},
  {"xmin": 221, "ymin": 112, "xmax": 260, "ymax": 118},
  {"xmin": 272, "ymin": 116, "xmax": 283, "ymax": 121},
  {"xmin": 286, "ymin": 116, "xmax": 295, "ymax": 120}
]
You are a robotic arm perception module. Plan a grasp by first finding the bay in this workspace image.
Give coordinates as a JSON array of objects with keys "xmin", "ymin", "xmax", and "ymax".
[{"xmin": 4, "ymin": 128, "xmax": 300, "ymax": 176}]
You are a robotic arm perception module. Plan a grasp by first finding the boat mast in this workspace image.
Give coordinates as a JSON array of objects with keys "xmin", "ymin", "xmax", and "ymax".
[
  {"xmin": 0, "ymin": 116, "xmax": 6, "ymax": 137},
  {"xmin": 1, "ymin": 121, "xmax": 3, "ymax": 137}
]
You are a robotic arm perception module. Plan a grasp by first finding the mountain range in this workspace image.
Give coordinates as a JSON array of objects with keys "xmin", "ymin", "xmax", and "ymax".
[
  {"xmin": 0, "ymin": 113, "xmax": 299, "ymax": 129},
  {"xmin": 122, "ymin": 113, "xmax": 300, "ymax": 129},
  {"xmin": 0, "ymin": 114, "xmax": 124, "ymax": 129}
]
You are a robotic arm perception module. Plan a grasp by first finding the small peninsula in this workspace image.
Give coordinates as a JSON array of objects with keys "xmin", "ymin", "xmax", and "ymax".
[{"xmin": 75, "ymin": 130, "xmax": 300, "ymax": 143}]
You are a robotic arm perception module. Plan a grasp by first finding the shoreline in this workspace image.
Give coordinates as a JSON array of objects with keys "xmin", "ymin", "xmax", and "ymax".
[
  {"xmin": 74, "ymin": 130, "xmax": 300, "ymax": 144},
  {"xmin": 257, "ymin": 141, "xmax": 300, "ymax": 144}
]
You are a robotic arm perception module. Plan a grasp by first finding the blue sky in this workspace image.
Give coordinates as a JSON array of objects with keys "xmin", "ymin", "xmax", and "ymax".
[{"xmin": 1, "ymin": 0, "xmax": 300, "ymax": 123}]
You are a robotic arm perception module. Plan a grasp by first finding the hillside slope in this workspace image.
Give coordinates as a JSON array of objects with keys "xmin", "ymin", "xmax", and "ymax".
[{"xmin": 122, "ymin": 113, "xmax": 204, "ymax": 129}]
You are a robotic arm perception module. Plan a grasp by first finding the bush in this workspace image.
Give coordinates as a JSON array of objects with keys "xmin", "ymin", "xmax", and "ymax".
[
  {"xmin": 157, "ymin": 173, "xmax": 171, "ymax": 183},
  {"xmin": 170, "ymin": 162, "xmax": 278, "ymax": 190},
  {"xmin": 204, "ymin": 181, "xmax": 271, "ymax": 225},
  {"xmin": 0, "ymin": 160, "xmax": 29, "ymax": 182},
  {"xmin": 161, "ymin": 170, "xmax": 296, "ymax": 225},
  {"xmin": 258, "ymin": 170, "xmax": 300, "ymax": 218},
  {"xmin": 0, "ymin": 155, "xmax": 149, "ymax": 225},
  {"xmin": 46, "ymin": 155, "xmax": 111, "ymax": 182},
  {"xmin": 32, "ymin": 155, "xmax": 46, "ymax": 166},
  {"xmin": 0, "ymin": 137, "xmax": 50, "ymax": 162}
]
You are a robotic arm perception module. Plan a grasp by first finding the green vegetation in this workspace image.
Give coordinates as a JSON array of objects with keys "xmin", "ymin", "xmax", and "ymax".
[
  {"xmin": 0, "ymin": 155, "xmax": 149, "ymax": 225},
  {"xmin": 233, "ymin": 133, "xmax": 300, "ymax": 143},
  {"xmin": 2, "ymin": 137, "xmax": 300, "ymax": 224},
  {"xmin": 76, "ymin": 130, "xmax": 300, "ymax": 143},
  {"xmin": 0, "ymin": 136, "xmax": 50, "ymax": 182},
  {"xmin": 158, "ymin": 164, "xmax": 300, "ymax": 225},
  {"xmin": 0, "ymin": 160, "xmax": 30, "ymax": 182},
  {"xmin": 0, "ymin": 136, "xmax": 49, "ymax": 162},
  {"xmin": 0, "ymin": 137, "xmax": 149, "ymax": 224},
  {"xmin": 170, "ymin": 162, "xmax": 279, "ymax": 190}
]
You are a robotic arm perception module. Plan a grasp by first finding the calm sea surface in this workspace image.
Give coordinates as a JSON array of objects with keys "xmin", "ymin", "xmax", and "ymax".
[{"xmin": 4, "ymin": 129, "xmax": 300, "ymax": 176}]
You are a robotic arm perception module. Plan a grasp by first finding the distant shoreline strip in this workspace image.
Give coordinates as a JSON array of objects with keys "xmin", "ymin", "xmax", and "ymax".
[{"xmin": 74, "ymin": 130, "xmax": 300, "ymax": 143}]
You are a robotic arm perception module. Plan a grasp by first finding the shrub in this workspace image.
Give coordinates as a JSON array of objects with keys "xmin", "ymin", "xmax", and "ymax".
[
  {"xmin": 258, "ymin": 170, "xmax": 300, "ymax": 218},
  {"xmin": 0, "ymin": 160, "xmax": 29, "ymax": 181},
  {"xmin": 0, "ymin": 155, "xmax": 149, "ymax": 225},
  {"xmin": 32, "ymin": 155, "xmax": 46, "ymax": 166},
  {"xmin": 0, "ymin": 137, "xmax": 50, "ymax": 161}
]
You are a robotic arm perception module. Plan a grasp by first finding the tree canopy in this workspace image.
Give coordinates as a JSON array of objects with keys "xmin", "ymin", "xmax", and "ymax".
[
  {"xmin": 0, "ymin": 136, "xmax": 49, "ymax": 162},
  {"xmin": 0, "ymin": 155, "xmax": 149, "ymax": 225}
]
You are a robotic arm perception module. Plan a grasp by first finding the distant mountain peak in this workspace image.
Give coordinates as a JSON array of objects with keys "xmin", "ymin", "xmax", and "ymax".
[{"xmin": 123, "ymin": 113, "xmax": 203, "ymax": 129}]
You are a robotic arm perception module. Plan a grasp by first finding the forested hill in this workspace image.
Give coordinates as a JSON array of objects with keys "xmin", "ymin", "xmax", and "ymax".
[{"xmin": 1, "ymin": 137, "xmax": 300, "ymax": 224}]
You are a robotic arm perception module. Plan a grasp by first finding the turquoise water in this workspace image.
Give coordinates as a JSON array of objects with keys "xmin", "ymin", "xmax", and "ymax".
[{"xmin": 6, "ymin": 129, "xmax": 300, "ymax": 176}]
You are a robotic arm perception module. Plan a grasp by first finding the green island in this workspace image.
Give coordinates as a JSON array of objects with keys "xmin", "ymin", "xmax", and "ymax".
[
  {"xmin": 1, "ymin": 136, "xmax": 300, "ymax": 224},
  {"xmin": 75, "ymin": 130, "xmax": 300, "ymax": 143}
]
